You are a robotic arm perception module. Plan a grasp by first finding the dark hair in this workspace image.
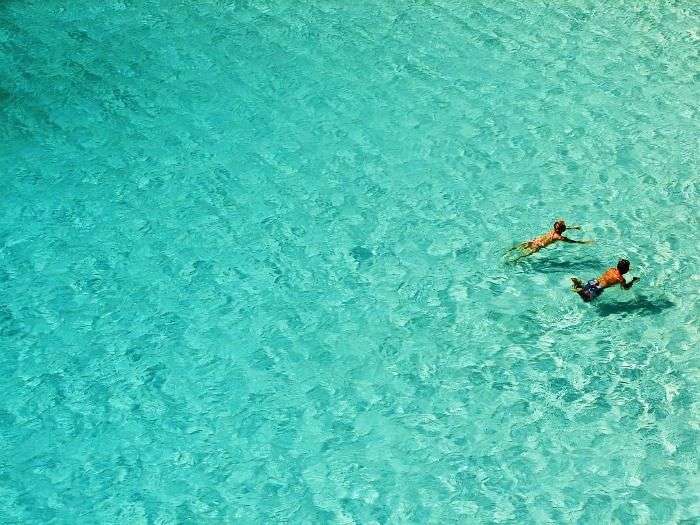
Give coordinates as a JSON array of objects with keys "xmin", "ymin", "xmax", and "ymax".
[
  {"xmin": 617, "ymin": 259, "xmax": 630, "ymax": 273},
  {"xmin": 553, "ymin": 220, "xmax": 566, "ymax": 233}
]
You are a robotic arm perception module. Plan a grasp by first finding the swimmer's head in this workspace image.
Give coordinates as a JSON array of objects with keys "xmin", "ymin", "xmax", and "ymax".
[
  {"xmin": 554, "ymin": 220, "xmax": 566, "ymax": 234},
  {"xmin": 617, "ymin": 259, "xmax": 630, "ymax": 274}
]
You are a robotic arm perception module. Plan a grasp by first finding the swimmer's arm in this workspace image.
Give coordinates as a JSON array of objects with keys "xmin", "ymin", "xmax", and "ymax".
[
  {"xmin": 560, "ymin": 236, "xmax": 594, "ymax": 244},
  {"xmin": 567, "ymin": 225, "xmax": 582, "ymax": 230},
  {"xmin": 621, "ymin": 276, "xmax": 640, "ymax": 290}
]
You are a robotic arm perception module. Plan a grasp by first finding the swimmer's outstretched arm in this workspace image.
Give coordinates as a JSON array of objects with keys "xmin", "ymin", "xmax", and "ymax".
[
  {"xmin": 561, "ymin": 236, "xmax": 593, "ymax": 244},
  {"xmin": 567, "ymin": 225, "xmax": 582, "ymax": 230},
  {"xmin": 621, "ymin": 276, "xmax": 640, "ymax": 290}
]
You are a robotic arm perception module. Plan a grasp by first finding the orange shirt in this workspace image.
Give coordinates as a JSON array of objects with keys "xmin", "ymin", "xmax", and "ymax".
[{"xmin": 597, "ymin": 268, "xmax": 625, "ymax": 289}]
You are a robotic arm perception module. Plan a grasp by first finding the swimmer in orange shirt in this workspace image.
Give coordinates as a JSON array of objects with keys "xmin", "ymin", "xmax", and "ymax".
[
  {"xmin": 507, "ymin": 220, "xmax": 593, "ymax": 261},
  {"xmin": 571, "ymin": 259, "xmax": 640, "ymax": 302}
]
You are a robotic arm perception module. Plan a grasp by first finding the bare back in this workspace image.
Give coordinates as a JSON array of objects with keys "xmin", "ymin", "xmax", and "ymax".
[{"xmin": 529, "ymin": 230, "xmax": 562, "ymax": 250}]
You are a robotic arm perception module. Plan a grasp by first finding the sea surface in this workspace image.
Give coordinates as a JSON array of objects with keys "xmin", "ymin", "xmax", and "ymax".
[{"xmin": 1, "ymin": 1, "xmax": 699, "ymax": 523}]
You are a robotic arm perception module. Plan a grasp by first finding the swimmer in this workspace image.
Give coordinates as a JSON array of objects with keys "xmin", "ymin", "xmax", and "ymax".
[
  {"xmin": 506, "ymin": 220, "xmax": 593, "ymax": 262},
  {"xmin": 571, "ymin": 259, "xmax": 640, "ymax": 302}
]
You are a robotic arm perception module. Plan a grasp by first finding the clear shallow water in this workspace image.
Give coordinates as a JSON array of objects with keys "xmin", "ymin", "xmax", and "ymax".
[{"xmin": 1, "ymin": 0, "xmax": 699, "ymax": 522}]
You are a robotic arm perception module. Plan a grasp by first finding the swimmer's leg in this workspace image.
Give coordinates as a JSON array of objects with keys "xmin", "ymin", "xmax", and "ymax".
[
  {"xmin": 570, "ymin": 278, "xmax": 589, "ymax": 301},
  {"xmin": 505, "ymin": 241, "xmax": 529, "ymax": 253},
  {"xmin": 514, "ymin": 243, "xmax": 538, "ymax": 260}
]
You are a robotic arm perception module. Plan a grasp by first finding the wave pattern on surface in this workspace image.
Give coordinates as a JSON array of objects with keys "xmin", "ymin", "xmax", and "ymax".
[{"xmin": 1, "ymin": 1, "xmax": 699, "ymax": 523}]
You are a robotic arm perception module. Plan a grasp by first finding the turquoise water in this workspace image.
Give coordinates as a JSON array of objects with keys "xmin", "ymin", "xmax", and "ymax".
[{"xmin": 1, "ymin": 1, "xmax": 699, "ymax": 522}]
